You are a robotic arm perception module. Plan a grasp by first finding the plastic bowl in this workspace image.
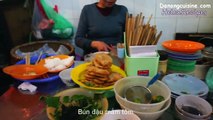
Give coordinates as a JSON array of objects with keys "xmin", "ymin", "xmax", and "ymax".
[
  {"xmin": 59, "ymin": 68, "xmax": 75, "ymax": 86},
  {"xmin": 175, "ymin": 95, "xmax": 212, "ymax": 119},
  {"xmin": 118, "ymin": 96, "xmax": 171, "ymax": 120},
  {"xmin": 3, "ymin": 64, "xmax": 48, "ymax": 80},
  {"xmin": 114, "ymin": 76, "xmax": 171, "ymax": 112},
  {"xmin": 162, "ymin": 40, "xmax": 205, "ymax": 54}
]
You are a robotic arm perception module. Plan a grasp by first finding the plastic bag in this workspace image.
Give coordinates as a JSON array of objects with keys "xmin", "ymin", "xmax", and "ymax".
[
  {"xmin": 40, "ymin": 0, "xmax": 73, "ymax": 39},
  {"xmin": 56, "ymin": 45, "xmax": 70, "ymax": 55},
  {"xmin": 32, "ymin": 0, "xmax": 47, "ymax": 39},
  {"xmin": 15, "ymin": 44, "xmax": 57, "ymax": 58},
  {"xmin": 32, "ymin": 0, "xmax": 74, "ymax": 39}
]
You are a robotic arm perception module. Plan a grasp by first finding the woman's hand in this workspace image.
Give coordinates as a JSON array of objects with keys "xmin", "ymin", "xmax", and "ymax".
[{"xmin": 91, "ymin": 41, "xmax": 111, "ymax": 51}]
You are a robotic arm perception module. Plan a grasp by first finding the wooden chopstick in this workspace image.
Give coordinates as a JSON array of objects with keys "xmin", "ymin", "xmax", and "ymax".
[
  {"xmin": 144, "ymin": 28, "xmax": 152, "ymax": 45},
  {"xmin": 152, "ymin": 31, "xmax": 162, "ymax": 45},
  {"xmin": 25, "ymin": 53, "xmax": 30, "ymax": 65},
  {"xmin": 147, "ymin": 14, "xmax": 153, "ymax": 25},
  {"xmin": 141, "ymin": 24, "xmax": 150, "ymax": 45},
  {"xmin": 127, "ymin": 14, "xmax": 132, "ymax": 47},
  {"xmin": 35, "ymin": 52, "xmax": 43, "ymax": 64},
  {"xmin": 125, "ymin": 12, "xmax": 129, "ymax": 44},
  {"xmin": 148, "ymin": 27, "xmax": 157, "ymax": 45},
  {"xmin": 135, "ymin": 26, "xmax": 142, "ymax": 45}
]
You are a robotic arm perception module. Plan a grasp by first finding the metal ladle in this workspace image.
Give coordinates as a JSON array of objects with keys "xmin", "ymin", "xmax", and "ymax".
[{"xmin": 124, "ymin": 72, "xmax": 161, "ymax": 104}]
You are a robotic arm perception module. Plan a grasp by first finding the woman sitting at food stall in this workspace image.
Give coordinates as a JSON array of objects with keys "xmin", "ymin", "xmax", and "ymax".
[{"xmin": 75, "ymin": 0, "xmax": 128, "ymax": 55}]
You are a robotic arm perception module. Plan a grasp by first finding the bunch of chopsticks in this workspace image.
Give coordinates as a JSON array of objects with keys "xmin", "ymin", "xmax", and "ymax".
[{"xmin": 125, "ymin": 12, "xmax": 162, "ymax": 46}]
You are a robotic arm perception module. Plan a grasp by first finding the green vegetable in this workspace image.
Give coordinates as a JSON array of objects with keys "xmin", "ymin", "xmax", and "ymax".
[
  {"xmin": 41, "ymin": 94, "xmax": 103, "ymax": 120},
  {"xmin": 151, "ymin": 95, "xmax": 165, "ymax": 103},
  {"xmin": 133, "ymin": 98, "xmax": 142, "ymax": 103},
  {"xmin": 43, "ymin": 96, "xmax": 60, "ymax": 108}
]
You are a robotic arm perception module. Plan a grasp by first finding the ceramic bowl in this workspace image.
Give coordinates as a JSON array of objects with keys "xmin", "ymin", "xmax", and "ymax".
[
  {"xmin": 101, "ymin": 110, "xmax": 140, "ymax": 120},
  {"xmin": 114, "ymin": 76, "xmax": 171, "ymax": 112},
  {"xmin": 175, "ymin": 95, "xmax": 212, "ymax": 119},
  {"xmin": 59, "ymin": 68, "xmax": 75, "ymax": 86},
  {"xmin": 175, "ymin": 106, "xmax": 210, "ymax": 120},
  {"xmin": 117, "ymin": 96, "xmax": 171, "ymax": 120},
  {"xmin": 175, "ymin": 106, "xmax": 196, "ymax": 120}
]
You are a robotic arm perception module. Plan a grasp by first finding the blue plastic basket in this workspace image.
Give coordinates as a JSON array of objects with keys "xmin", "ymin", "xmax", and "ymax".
[{"xmin": 15, "ymin": 54, "xmax": 65, "ymax": 93}]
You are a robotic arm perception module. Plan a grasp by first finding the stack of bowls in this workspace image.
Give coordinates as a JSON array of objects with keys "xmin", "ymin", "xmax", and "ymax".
[
  {"xmin": 114, "ymin": 76, "xmax": 171, "ymax": 120},
  {"xmin": 194, "ymin": 58, "xmax": 213, "ymax": 80},
  {"xmin": 162, "ymin": 73, "xmax": 209, "ymax": 99},
  {"xmin": 167, "ymin": 58, "xmax": 197, "ymax": 74},
  {"xmin": 175, "ymin": 95, "xmax": 212, "ymax": 120},
  {"xmin": 165, "ymin": 50, "xmax": 202, "ymax": 74},
  {"xmin": 202, "ymin": 46, "xmax": 213, "ymax": 61},
  {"xmin": 162, "ymin": 40, "xmax": 204, "ymax": 74}
]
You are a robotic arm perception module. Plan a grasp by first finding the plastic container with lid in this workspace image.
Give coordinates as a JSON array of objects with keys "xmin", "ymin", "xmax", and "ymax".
[{"xmin": 158, "ymin": 50, "xmax": 168, "ymax": 75}]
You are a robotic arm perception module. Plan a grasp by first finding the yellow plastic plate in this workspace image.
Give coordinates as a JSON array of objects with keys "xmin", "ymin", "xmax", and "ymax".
[{"xmin": 71, "ymin": 62, "xmax": 126, "ymax": 91}]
